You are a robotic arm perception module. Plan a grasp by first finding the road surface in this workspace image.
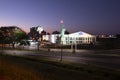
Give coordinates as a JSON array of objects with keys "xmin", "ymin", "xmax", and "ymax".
[{"xmin": 1, "ymin": 49, "xmax": 120, "ymax": 70}]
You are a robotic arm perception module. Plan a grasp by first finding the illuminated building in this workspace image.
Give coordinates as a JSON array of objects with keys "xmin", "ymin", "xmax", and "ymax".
[
  {"xmin": 29, "ymin": 25, "xmax": 96, "ymax": 45},
  {"xmin": 42, "ymin": 20, "xmax": 96, "ymax": 45},
  {"xmin": 42, "ymin": 31, "xmax": 96, "ymax": 45}
]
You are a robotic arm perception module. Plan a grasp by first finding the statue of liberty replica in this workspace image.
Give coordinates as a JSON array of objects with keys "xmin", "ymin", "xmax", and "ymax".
[{"xmin": 60, "ymin": 20, "xmax": 66, "ymax": 45}]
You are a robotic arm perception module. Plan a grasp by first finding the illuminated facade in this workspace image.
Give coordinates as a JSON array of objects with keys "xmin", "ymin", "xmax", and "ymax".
[
  {"xmin": 42, "ymin": 31, "xmax": 96, "ymax": 45},
  {"xmin": 29, "ymin": 25, "xmax": 96, "ymax": 45}
]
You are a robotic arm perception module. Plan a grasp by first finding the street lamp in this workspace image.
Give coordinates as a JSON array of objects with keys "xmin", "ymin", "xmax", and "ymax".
[{"xmin": 60, "ymin": 41, "xmax": 63, "ymax": 61}]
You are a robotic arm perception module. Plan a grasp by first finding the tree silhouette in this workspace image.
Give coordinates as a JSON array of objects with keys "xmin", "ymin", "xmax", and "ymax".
[
  {"xmin": 52, "ymin": 31, "xmax": 60, "ymax": 34},
  {"xmin": 65, "ymin": 30, "xmax": 70, "ymax": 34},
  {"xmin": 0, "ymin": 26, "xmax": 28, "ymax": 48}
]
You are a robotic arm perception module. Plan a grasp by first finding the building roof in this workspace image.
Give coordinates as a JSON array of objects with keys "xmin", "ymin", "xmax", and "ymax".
[{"xmin": 69, "ymin": 31, "xmax": 95, "ymax": 37}]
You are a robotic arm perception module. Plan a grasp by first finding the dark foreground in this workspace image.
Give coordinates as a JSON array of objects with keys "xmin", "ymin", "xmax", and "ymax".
[{"xmin": 0, "ymin": 54, "xmax": 120, "ymax": 80}]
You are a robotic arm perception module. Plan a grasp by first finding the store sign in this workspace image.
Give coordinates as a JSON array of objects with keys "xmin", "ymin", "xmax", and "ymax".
[{"xmin": 79, "ymin": 32, "xmax": 83, "ymax": 35}]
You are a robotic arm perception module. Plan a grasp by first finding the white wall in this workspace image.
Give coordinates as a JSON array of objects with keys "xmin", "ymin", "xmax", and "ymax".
[{"xmin": 42, "ymin": 31, "xmax": 96, "ymax": 45}]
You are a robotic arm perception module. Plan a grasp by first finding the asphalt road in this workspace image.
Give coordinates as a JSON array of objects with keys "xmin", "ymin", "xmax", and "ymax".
[{"xmin": 1, "ymin": 49, "xmax": 120, "ymax": 70}]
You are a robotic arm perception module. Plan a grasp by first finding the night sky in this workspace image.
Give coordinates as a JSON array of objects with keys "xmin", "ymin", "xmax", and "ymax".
[{"xmin": 0, "ymin": 0, "xmax": 120, "ymax": 35}]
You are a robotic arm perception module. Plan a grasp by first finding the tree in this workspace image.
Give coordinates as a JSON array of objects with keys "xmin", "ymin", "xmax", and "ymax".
[
  {"xmin": 0, "ymin": 30, "xmax": 4, "ymax": 43},
  {"xmin": 65, "ymin": 30, "xmax": 70, "ymax": 34},
  {"xmin": 52, "ymin": 31, "xmax": 60, "ymax": 34},
  {"xmin": 28, "ymin": 29, "xmax": 39, "ymax": 41},
  {"xmin": 40, "ymin": 30, "xmax": 47, "ymax": 41},
  {"xmin": 13, "ymin": 32, "xmax": 28, "ymax": 42},
  {"xmin": 47, "ymin": 33, "xmax": 50, "ymax": 35},
  {"xmin": 0, "ymin": 26, "xmax": 28, "ymax": 48},
  {"xmin": 116, "ymin": 34, "xmax": 120, "ymax": 38},
  {"xmin": 41, "ymin": 30, "xmax": 46, "ymax": 35}
]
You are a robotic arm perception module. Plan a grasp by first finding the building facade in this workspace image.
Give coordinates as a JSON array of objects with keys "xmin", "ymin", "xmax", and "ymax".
[{"xmin": 42, "ymin": 31, "xmax": 96, "ymax": 45}]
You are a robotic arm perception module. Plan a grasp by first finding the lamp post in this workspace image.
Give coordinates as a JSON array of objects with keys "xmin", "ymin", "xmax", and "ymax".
[
  {"xmin": 60, "ymin": 41, "xmax": 63, "ymax": 61},
  {"xmin": 60, "ymin": 20, "xmax": 65, "ymax": 61}
]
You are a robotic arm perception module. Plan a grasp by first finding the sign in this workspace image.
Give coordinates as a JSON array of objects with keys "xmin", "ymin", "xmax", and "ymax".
[{"xmin": 79, "ymin": 32, "xmax": 83, "ymax": 35}]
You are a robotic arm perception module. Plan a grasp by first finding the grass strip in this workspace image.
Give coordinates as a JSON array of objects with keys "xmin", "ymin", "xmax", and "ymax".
[{"xmin": 1, "ymin": 54, "xmax": 120, "ymax": 80}]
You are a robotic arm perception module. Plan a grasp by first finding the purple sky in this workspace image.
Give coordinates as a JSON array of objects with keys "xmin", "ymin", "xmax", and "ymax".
[{"xmin": 0, "ymin": 0, "xmax": 120, "ymax": 35}]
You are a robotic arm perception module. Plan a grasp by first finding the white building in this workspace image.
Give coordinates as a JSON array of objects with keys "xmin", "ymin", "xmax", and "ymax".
[{"xmin": 42, "ymin": 31, "xmax": 96, "ymax": 45}]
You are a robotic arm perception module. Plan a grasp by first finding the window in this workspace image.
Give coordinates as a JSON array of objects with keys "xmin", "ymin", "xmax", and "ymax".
[
  {"xmin": 79, "ymin": 41, "xmax": 82, "ymax": 43},
  {"xmin": 70, "ymin": 41, "xmax": 72, "ymax": 44},
  {"xmin": 66, "ymin": 37, "xmax": 68, "ymax": 40},
  {"xmin": 70, "ymin": 37, "xmax": 72, "ymax": 40},
  {"xmin": 88, "ymin": 37, "xmax": 89, "ymax": 41},
  {"xmin": 76, "ymin": 37, "xmax": 79, "ymax": 40},
  {"xmin": 82, "ymin": 37, "xmax": 84, "ymax": 40},
  {"xmin": 76, "ymin": 41, "xmax": 79, "ymax": 44},
  {"xmin": 79, "ymin": 37, "xmax": 82, "ymax": 40}
]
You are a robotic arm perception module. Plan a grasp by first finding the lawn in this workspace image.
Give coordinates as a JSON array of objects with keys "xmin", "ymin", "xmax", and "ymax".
[
  {"xmin": 0, "ymin": 54, "xmax": 120, "ymax": 80},
  {"xmin": 0, "ymin": 56, "xmax": 42, "ymax": 80}
]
